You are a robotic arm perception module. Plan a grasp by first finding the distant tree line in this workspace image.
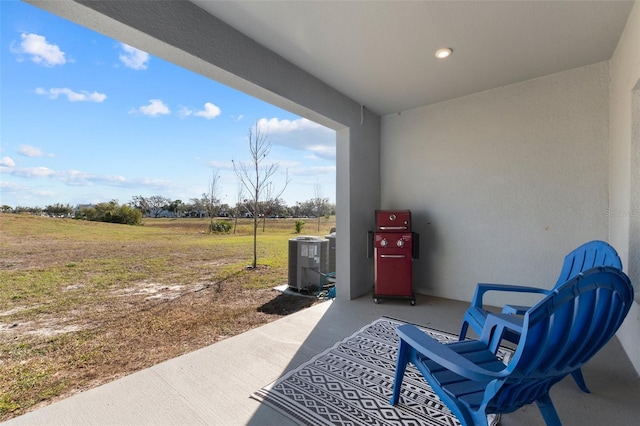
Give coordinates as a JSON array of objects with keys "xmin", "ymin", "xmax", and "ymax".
[
  {"xmin": 1, "ymin": 203, "xmax": 75, "ymax": 217},
  {"xmin": 127, "ymin": 194, "xmax": 335, "ymax": 221},
  {"xmin": 1, "ymin": 195, "xmax": 334, "ymax": 224}
]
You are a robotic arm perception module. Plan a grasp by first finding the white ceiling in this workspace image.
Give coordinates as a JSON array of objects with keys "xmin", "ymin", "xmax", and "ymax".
[{"xmin": 190, "ymin": 0, "xmax": 633, "ymax": 116}]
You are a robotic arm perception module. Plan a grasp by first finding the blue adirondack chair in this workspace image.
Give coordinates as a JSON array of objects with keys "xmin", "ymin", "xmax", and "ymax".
[
  {"xmin": 458, "ymin": 240, "xmax": 622, "ymax": 392},
  {"xmin": 390, "ymin": 266, "xmax": 634, "ymax": 426}
]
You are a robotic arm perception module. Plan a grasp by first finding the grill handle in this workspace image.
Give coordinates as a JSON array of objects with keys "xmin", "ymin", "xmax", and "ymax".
[
  {"xmin": 378, "ymin": 226, "xmax": 408, "ymax": 230},
  {"xmin": 380, "ymin": 254, "xmax": 407, "ymax": 259}
]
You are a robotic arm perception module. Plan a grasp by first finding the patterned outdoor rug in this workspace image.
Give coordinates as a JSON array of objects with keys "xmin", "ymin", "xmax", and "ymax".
[{"xmin": 252, "ymin": 317, "xmax": 513, "ymax": 426}]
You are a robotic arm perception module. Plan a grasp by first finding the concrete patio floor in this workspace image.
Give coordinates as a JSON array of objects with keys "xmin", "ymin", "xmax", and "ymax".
[{"xmin": 4, "ymin": 294, "xmax": 639, "ymax": 426}]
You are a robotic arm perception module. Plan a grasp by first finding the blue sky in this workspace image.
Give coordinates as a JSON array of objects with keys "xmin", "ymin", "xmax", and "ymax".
[{"xmin": 0, "ymin": 1, "xmax": 336, "ymax": 209}]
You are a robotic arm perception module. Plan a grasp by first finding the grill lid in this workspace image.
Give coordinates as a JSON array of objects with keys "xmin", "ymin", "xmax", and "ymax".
[{"xmin": 375, "ymin": 210, "xmax": 411, "ymax": 232}]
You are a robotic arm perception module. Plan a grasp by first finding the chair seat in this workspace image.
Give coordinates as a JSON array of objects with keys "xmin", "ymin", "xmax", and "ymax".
[{"xmin": 417, "ymin": 339, "xmax": 507, "ymax": 410}]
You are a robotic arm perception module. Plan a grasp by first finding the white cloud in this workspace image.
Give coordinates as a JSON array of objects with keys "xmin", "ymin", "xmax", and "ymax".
[
  {"xmin": 11, "ymin": 33, "xmax": 66, "ymax": 67},
  {"xmin": 194, "ymin": 102, "xmax": 221, "ymax": 119},
  {"xmin": 0, "ymin": 156, "xmax": 15, "ymax": 167},
  {"xmin": 62, "ymin": 170, "xmax": 126, "ymax": 187},
  {"xmin": 306, "ymin": 145, "xmax": 336, "ymax": 159},
  {"xmin": 18, "ymin": 145, "xmax": 54, "ymax": 158},
  {"xmin": 6, "ymin": 166, "xmax": 56, "ymax": 178},
  {"xmin": 133, "ymin": 178, "xmax": 172, "ymax": 189},
  {"xmin": 119, "ymin": 43, "xmax": 149, "ymax": 70},
  {"xmin": 257, "ymin": 117, "xmax": 325, "ymax": 134},
  {"xmin": 134, "ymin": 99, "xmax": 170, "ymax": 116},
  {"xmin": 0, "ymin": 180, "xmax": 59, "ymax": 204},
  {"xmin": 1, "ymin": 165, "xmax": 171, "ymax": 190},
  {"xmin": 289, "ymin": 165, "xmax": 336, "ymax": 177},
  {"xmin": 178, "ymin": 106, "xmax": 193, "ymax": 118},
  {"xmin": 255, "ymin": 117, "xmax": 336, "ymax": 160},
  {"xmin": 33, "ymin": 189, "xmax": 57, "ymax": 197},
  {"xmin": 271, "ymin": 159, "xmax": 302, "ymax": 169},
  {"xmin": 0, "ymin": 180, "xmax": 26, "ymax": 192},
  {"xmin": 179, "ymin": 102, "xmax": 222, "ymax": 120},
  {"xmin": 35, "ymin": 87, "xmax": 107, "ymax": 102}
]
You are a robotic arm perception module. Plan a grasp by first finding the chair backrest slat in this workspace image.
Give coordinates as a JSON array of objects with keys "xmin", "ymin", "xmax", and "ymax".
[
  {"xmin": 555, "ymin": 240, "xmax": 622, "ymax": 287},
  {"xmin": 497, "ymin": 267, "xmax": 633, "ymax": 403},
  {"xmin": 561, "ymin": 292, "xmax": 597, "ymax": 368},
  {"xmin": 514, "ymin": 267, "xmax": 633, "ymax": 371}
]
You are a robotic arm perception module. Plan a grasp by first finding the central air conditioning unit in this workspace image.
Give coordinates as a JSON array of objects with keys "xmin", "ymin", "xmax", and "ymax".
[{"xmin": 288, "ymin": 236, "xmax": 329, "ymax": 291}]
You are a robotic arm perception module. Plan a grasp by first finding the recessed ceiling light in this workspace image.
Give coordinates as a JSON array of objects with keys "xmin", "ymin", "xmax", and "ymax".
[{"xmin": 435, "ymin": 48, "xmax": 452, "ymax": 59}]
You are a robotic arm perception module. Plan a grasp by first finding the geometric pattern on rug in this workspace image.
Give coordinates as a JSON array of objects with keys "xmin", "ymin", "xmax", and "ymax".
[{"xmin": 253, "ymin": 317, "xmax": 513, "ymax": 426}]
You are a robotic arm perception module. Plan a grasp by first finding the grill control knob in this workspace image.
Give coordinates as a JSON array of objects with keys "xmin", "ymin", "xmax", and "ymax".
[
  {"xmin": 396, "ymin": 239, "xmax": 405, "ymax": 248},
  {"xmin": 380, "ymin": 238, "xmax": 388, "ymax": 247}
]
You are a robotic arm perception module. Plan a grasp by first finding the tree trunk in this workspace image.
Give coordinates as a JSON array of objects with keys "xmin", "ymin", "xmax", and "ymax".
[{"xmin": 252, "ymin": 214, "xmax": 258, "ymax": 268}]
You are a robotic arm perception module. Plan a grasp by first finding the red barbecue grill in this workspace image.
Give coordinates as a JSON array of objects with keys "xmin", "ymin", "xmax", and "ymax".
[{"xmin": 369, "ymin": 210, "xmax": 419, "ymax": 305}]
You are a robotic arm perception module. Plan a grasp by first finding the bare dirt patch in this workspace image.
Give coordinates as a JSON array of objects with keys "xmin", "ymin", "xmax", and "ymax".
[{"xmin": 2, "ymin": 273, "xmax": 318, "ymax": 419}]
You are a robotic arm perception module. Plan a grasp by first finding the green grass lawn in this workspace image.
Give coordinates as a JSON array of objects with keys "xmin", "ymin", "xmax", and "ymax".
[{"xmin": 0, "ymin": 214, "xmax": 335, "ymax": 420}]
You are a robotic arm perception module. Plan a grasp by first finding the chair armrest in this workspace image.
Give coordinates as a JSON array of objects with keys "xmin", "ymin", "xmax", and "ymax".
[
  {"xmin": 396, "ymin": 324, "xmax": 508, "ymax": 382},
  {"xmin": 481, "ymin": 313, "xmax": 525, "ymax": 352},
  {"xmin": 470, "ymin": 283, "xmax": 551, "ymax": 308},
  {"xmin": 501, "ymin": 304, "xmax": 530, "ymax": 315}
]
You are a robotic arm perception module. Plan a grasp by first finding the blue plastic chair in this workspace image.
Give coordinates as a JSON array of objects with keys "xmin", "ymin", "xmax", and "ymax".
[
  {"xmin": 390, "ymin": 266, "xmax": 634, "ymax": 426},
  {"xmin": 458, "ymin": 240, "xmax": 622, "ymax": 392}
]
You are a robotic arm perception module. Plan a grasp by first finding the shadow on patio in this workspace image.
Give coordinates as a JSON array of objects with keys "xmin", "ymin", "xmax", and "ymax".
[{"xmin": 4, "ymin": 294, "xmax": 639, "ymax": 426}]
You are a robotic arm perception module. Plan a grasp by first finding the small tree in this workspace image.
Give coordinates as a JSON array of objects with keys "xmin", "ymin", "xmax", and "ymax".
[
  {"xmin": 130, "ymin": 195, "xmax": 170, "ymax": 217},
  {"xmin": 166, "ymin": 199, "xmax": 185, "ymax": 218},
  {"xmin": 206, "ymin": 168, "xmax": 222, "ymax": 229},
  {"xmin": 312, "ymin": 184, "xmax": 329, "ymax": 232},
  {"xmin": 232, "ymin": 184, "xmax": 245, "ymax": 234},
  {"xmin": 209, "ymin": 220, "xmax": 232, "ymax": 234},
  {"xmin": 188, "ymin": 197, "xmax": 206, "ymax": 217},
  {"xmin": 232, "ymin": 122, "xmax": 290, "ymax": 268},
  {"xmin": 148, "ymin": 195, "xmax": 170, "ymax": 217}
]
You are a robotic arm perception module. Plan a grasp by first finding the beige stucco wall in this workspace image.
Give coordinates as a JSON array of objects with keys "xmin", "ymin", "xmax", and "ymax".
[
  {"xmin": 609, "ymin": 0, "xmax": 640, "ymax": 374},
  {"xmin": 381, "ymin": 62, "xmax": 610, "ymax": 307}
]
